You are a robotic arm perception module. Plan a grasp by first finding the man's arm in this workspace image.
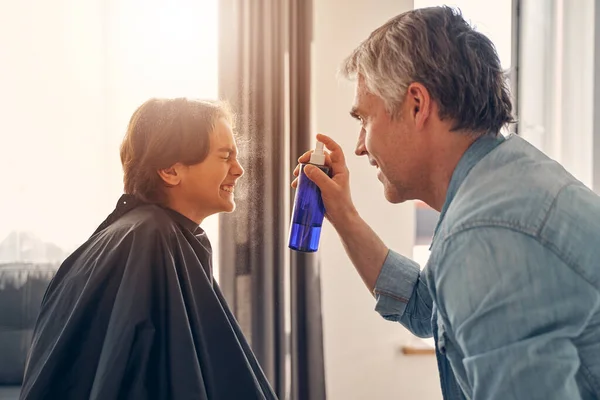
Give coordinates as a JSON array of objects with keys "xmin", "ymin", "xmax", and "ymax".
[
  {"xmin": 438, "ymin": 227, "xmax": 598, "ymax": 399},
  {"xmin": 328, "ymin": 209, "xmax": 388, "ymax": 293},
  {"xmin": 334, "ymin": 212, "xmax": 433, "ymax": 337},
  {"xmin": 294, "ymin": 134, "xmax": 433, "ymax": 337}
]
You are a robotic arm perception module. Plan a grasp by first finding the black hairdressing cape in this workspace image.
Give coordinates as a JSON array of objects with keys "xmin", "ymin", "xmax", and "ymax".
[{"xmin": 20, "ymin": 195, "xmax": 277, "ymax": 400}]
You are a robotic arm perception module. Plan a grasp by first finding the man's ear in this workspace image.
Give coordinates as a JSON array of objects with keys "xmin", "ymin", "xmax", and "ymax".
[
  {"xmin": 157, "ymin": 164, "xmax": 183, "ymax": 187},
  {"xmin": 406, "ymin": 82, "xmax": 432, "ymax": 130}
]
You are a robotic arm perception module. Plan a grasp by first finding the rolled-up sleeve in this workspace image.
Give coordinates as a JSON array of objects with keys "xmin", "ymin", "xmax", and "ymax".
[{"xmin": 373, "ymin": 250, "xmax": 433, "ymax": 337}]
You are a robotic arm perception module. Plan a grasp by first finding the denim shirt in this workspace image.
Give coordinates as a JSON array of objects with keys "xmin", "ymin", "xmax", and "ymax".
[{"xmin": 373, "ymin": 134, "xmax": 600, "ymax": 399}]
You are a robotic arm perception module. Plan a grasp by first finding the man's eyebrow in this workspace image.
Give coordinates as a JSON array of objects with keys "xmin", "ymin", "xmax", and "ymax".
[{"xmin": 349, "ymin": 107, "xmax": 361, "ymax": 120}]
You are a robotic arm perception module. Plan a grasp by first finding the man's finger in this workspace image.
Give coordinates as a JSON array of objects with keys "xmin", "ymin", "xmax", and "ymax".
[
  {"xmin": 298, "ymin": 149, "xmax": 333, "ymax": 167},
  {"xmin": 303, "ymin": 164, "xmax": 334, "ymax": 191},
  {"xmin": 316, "ymin": 134, "xmax": 346, "ymax": 165},
  {"xmin": 298, "ymin": 151, "xmax": 312, "ymax": 164}
]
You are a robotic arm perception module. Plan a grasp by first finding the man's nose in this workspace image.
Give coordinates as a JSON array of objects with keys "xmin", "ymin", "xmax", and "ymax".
[{"xmin": 355, "ymin": 128, "xmax": 367, "ymax": 156}]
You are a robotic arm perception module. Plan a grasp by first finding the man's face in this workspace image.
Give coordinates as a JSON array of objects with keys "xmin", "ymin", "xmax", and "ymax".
[{"xmin": 351, "ymin": 77, "xmax": 426, "ymax": 203}]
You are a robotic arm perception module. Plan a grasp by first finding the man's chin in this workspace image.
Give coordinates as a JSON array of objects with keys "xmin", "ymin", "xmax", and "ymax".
[
  {"xmin": 384, "ymin": 193, "xmax": 404, "ymax": 204},
  {"xmin": 383, "ymin": 185, "xmax": 407, "ymax": 204}
]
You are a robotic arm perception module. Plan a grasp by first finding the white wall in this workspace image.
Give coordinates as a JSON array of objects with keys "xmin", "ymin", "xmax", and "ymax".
[
  {"xmin": 0, "ymin": 0, "xmax": 220, "ymax": 258},
  {"xmin": 313, "ymin": 1, "xmax": 442, "ymax": 399},
  {"xmin": 0, "ymin": 0, "xmax": 110, "ymax": 252}
]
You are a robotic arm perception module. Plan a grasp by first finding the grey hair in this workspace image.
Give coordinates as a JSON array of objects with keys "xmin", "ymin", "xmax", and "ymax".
[{"xmin": 340, "ymin": 6, "xmax": 514, "ymax": 134}]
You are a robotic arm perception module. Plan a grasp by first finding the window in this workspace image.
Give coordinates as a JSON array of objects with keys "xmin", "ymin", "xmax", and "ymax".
[{"xmin": 517, "ymin": 0, "xmax": 595, "ymax": 188}]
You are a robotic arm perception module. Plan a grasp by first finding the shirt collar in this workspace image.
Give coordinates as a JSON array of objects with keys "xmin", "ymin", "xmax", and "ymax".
[{"xmin": 430, "ymin": 132, "xmax": 507, "ymax": 248}]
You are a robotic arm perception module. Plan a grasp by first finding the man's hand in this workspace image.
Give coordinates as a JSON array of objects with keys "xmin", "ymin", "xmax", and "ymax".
[
  {"xmin": 292, "ymin": 134, "xmax": 358, "ymax": 230},
  {"xmin": 291, "ymin": 133, "xmax": 389, "ymax": 293}
]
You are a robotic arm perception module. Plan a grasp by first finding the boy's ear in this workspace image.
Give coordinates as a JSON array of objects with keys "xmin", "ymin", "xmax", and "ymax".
[{"xmin": 157, "ymin": 164, "xmax": 183, "ymax": 186}]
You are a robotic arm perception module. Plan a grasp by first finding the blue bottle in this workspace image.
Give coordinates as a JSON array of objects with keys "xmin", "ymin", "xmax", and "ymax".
[{"xmin": 288, "ymin": 141, "xmax": 329, "ymax": 252}]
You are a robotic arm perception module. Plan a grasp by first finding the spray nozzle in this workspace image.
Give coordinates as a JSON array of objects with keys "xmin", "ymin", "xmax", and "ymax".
[{"xmin": 309, "ymin": 141, "xmax": 326, "ymax": 166}]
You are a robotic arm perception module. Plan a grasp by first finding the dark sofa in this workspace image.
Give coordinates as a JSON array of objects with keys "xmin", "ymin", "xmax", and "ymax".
[{"xmin": 0, "ymin": 263, "xmax": 58, "ymax": 399}]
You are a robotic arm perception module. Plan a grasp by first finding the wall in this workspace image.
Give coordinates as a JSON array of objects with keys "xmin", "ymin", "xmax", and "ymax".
[
  {"xmin": 0, "ymin": 0, "xmax": 109, "ymax": 252},
  {"xmin": 0, "ymin": 0, "xmax": 221, "ymax": 256},
  {"xmin": 312, "ymin": 1, "xmax": 442, "ymax": 399}
]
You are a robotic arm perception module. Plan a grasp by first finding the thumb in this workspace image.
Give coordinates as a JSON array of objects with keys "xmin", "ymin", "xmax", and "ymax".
[{"xmin": 303, "ymin": 164, "xmax": 332, "ymax": 190}]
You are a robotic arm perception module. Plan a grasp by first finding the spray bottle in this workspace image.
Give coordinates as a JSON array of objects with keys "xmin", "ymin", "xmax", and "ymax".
[{"xmin": 288, "ymin": 141, "xmax": 329, "ymax": 252}]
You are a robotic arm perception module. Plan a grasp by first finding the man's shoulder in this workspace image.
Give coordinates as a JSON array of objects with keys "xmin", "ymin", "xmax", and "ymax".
[
  {"xmin": 437, "ymin": 136, "xmax": 600, "ymax": 287},
  {"xmin": 444, "ymin": 135, "xmax": 590, "ymax": 238}
]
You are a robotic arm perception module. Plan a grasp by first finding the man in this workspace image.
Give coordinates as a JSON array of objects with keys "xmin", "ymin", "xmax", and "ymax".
[
  {"xmin": 295, "ymin": 6, "xmax": 600, "ymax": 400},
  {"xmin": 21, "ymin": 98, "xmax": 276, "ymax": 400}
]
